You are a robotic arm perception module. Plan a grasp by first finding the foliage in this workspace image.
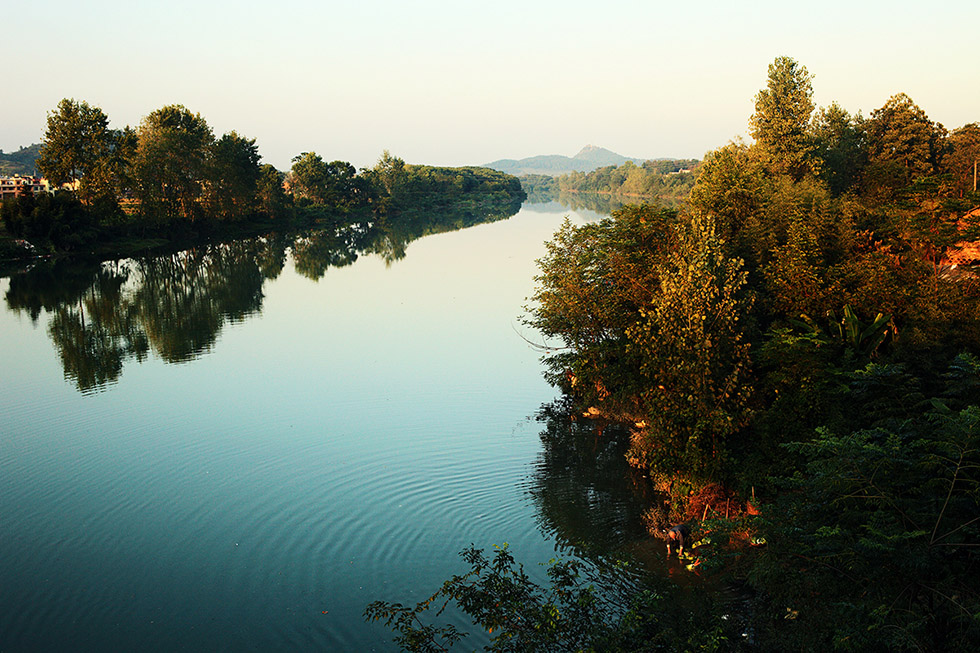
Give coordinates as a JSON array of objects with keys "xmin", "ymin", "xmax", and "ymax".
[
  {"xmin": 736, "ymin": 362, "xmax": 980, "ymax": 651},
  {"xmin": 942, "ymin": 123, "xmax": 980, "ymax": 198},
  {"xmin": 688, "ymin": 141, "xmax": 769, "ymax": 255},
  {"xmin": 133, "ymin": 104, "xmax": 215, "ymax": 221},
  {"xmin": 526, "ymin": 205, "xmax": 754, "ymax": 480},
  {"xmin": 749, "ymin": 56, "xmax": 816, "ymax": 179},
  {"xmin": 625, "ymin": 214, "xmax": 754, "ymax": 479},
  {"xmin": 203, "ymin": 131, "xmax": 262, "ymax": 220},
  {"xmin": 37, "ymin": 99, "xmax": 113, "ymax": 190},
  {"xmin": 367, "ymin": 156, "xmax": 525, "ymax": 215},
  {"xmin": 548, "ymin": 159, "xmax": 699, "ymax": 204},
  {"xmin": 865, "ymin": 93, "xmax": 947, "ymax": 185},
  {"xmin": 366, "ymin": 544, "xmax": 737, "ymax": 652},
  {"xmin": 811, "ymin": 103, "xmax": 866, "ymax": 196},
  {"xmin": 526, "ymin": 204, "xmax": 681, "ymax": 417},
  {"xmin": 288, "ymin": 152, "xmax": 370, "ymax": 209},
  {"xmin": 255, "ymin": 164, "xmax": 293, "ymax": 219},
  {"xmin": 1, "ymin": 193, "xmax": 97, "ymax": 250}
]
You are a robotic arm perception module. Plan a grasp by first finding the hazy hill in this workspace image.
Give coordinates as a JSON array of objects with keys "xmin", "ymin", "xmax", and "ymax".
[
  {"xmin": 483, "ymin": 145, "xmax": 647, "ymax": 177},
  {"xmin": 0, "ymin": 144, "xmax": 41, "ymax": 176}
]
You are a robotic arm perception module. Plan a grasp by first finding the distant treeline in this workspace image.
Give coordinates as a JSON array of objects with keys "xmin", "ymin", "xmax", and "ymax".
[
  {"xmin": 0, "ymin": 100, "xmax": 524, "ymax": 256},
  {"xmin": 521, "ymin": 158, "xmax": 699, "ymax": 204}
]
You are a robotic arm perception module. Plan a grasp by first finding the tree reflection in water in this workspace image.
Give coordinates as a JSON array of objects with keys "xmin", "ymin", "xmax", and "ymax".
[
  {"xmin": 6, "ymin": 242, "xmax": 277, "ymax": 393},
  {"xmin": 4, "ymin": 199, "xmax": 521, "ymax": 392},
  {"xmin": 528, "ymin": 398, "xmax": 655, "ymax": 561}
]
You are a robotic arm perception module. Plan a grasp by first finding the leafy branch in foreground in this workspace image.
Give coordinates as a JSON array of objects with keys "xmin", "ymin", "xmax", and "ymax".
[
  {"xmin": 365, "ymin": 544, "xmax": 608, "ymax": 652},
  {"xmin": 366, "ymin": 544, "xmax": 735, "ymax": 652}
]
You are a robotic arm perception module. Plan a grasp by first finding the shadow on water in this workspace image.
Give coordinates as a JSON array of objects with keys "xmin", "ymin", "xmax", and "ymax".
[
  {"xmin": 2, "ymin": 199, "xmax": 521, "ymax": 393},
  {"xmin": 526, "ymin": 398, "xmax": 755, "ymax": 642},
  {"xmin": 527, "ymin": 398, "xmax": 654, "ymax": 560}
]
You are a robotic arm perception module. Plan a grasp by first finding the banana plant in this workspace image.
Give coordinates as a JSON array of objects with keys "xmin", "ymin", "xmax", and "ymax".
[{"xmin": 790, "ymin": 305, "xmax": 894, "ymax": 358}]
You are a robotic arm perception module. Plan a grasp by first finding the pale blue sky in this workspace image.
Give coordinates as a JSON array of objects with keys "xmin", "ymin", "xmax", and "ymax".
[{"xmin": 3, "ymin": 1, "xmax": 978, "ymax": 170}]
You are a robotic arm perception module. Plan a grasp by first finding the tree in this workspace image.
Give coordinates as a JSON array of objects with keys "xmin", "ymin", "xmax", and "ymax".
[
  {"xmin": 204, "ymin": 131, "xmax": 261, "ymax": 220},
  {"xmin": 811, "ymin": 102, "xmax": 867, "ymax": 196},
  {"xmin": 737, "ymin": 367, "xmax": 980, "ymax": 651},
  {"xmin": 133, "ymin": 105, "xmax": 214, "ymax": 221},
  {"xmin": 256, "ymin": 164, "xmax": 292, "ymax": 219},
  {"xmin": 288, "ymin": 152, "xmax": 367, "ymax": 208},
  {"xmin": 942, "ymin": 123, "xmax": 980, "ymax": 198},
  {"xmin": 625, "ymin": 214, "xmax": 754, "ymax": 480},
  {"xmin": 749, "ymin": 57, "xmax": 816, "ymax": 179},
  {"xmin": 864, "ymin": 93, "xmax": 946, "ymax": 184},
  {"xmin": 369, "ymin": 150, "xmax": 407, "ymax": 212},
  {"xmin": 36, "ymin": 98, "xmax": 115, "ymax": 203},
  {"xmin": 366, "ymin": 544, "xmax": 735, "ymax": 652},
  {"xmin": 525, "ymin": 204, "xmax": 681, "ymax": 418},
  {"xmin": 688, "ymin": 141, "xmax": 770, "ymax": 265},
  {"xmin": 288, "ymin": 151, "xmax": 329, "ymax": 203}
]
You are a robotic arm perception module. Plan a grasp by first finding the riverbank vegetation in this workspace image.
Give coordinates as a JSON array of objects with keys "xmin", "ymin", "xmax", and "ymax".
[
  {"xmin": 371, "ymin": 57, "xmax": 980, "ymax": 651},
  {"xmin": 521, "ymin": 157, "xmax": 699, "ymax": 207},
  {"xmin": 0, "ymin": 100, "xmax": 524, "ymax": 260}
]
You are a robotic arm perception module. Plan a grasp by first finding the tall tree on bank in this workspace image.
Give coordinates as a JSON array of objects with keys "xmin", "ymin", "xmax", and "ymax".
[
  {"xmin": 864, "ymin": 93, "xmax": 946, "ymax": 186},
  {"xmin": 749, "ymin": 56, "xmax": 816, "ymax": 180},
  {"xmin": 37, "ymin": 99, "xmax": 115, "ymax": 203},
  {"xmin": 810, "ymin": 102, "xmax": 867, "ymax": 196},
  {"xmin": 204, "ymin": 131, "xmax": 261, "ymax": 220},
  {"xmin": 134, "ymin": 105, "xmax": 214, "ymax": 221},
  {"xmin": 626, "ymin": 214, "xmax": 754, "ymax": 479}
]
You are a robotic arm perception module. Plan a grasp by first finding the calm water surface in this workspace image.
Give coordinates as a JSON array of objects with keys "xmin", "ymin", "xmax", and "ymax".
[{"xmin": 0, "ymin": 203, "xmax": 654, "ymax": 651}]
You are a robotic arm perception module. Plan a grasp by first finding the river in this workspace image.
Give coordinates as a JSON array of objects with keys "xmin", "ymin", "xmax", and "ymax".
[{"xmin": 0, "ymin": 201, "xmax": 654, "ymax": 651}]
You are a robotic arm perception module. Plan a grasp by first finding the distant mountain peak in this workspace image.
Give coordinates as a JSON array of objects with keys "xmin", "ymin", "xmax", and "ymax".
[{"xmin": 573, "ymin": 144, "xmax": 617, "ymax": 161}]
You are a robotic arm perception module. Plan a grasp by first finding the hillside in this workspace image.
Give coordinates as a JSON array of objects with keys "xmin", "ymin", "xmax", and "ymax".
[
  {"xmin": 0, "ymin": 144, "xmax": 41, "ymax": 176},
  {"xmin": 483, "ymin": 145, "xmax": 648, "ymax": 177}
]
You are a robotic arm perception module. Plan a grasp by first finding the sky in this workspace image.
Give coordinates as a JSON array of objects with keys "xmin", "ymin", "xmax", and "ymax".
[{"xmin": 3, "ymin": 0, "xmax": 979, "ymax": 171}]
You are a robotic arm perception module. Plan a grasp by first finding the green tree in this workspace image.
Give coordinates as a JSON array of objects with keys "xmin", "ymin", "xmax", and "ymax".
[
  {"xmin": 369, "ymin": 150, "xmax": 407, "ymax": 211},
  {"xmin": 625, "ymin": 214, "xmax": 754, "ymax": 480},
  {"xmin": 37, "ymin": 99, "xmax": 113, "ymax": 192},
  {"xmin": 739, "ymin": 379, "xmax": 980, "ymax": 651},
  {"xmin": 942, "ymin": 123, "xmax": 980, "ymax": 198},
  {"xmin": 288, "ymin": 151, "xmax": 329, "ymax": 203},
  {"xmin": 134, "ymin": 105, "xmax": 214, "ymax": 221},
  {"xmin": 204, "ymin": 131, "xmax": 261, "ymax": 220},
  {"xmin": 525, "ymin": 204, "xmax": 681, "ymax": 418},
  {"xmin": 256, "ymin": 164, "xmax": 292, "ymax": 219},
  {"xmin": 288, "ymin": 152, "xmax": 368, "ymax": 208},
  {"xmin": 811, "ymin": 102, "xmax": 867, "ymax": 196},
  {"xmin": 749, "ymin": 56, "xmax": 816, "ymax": 179},
  {"xmin": 864, "ymin": 93, "xmax": 946, "ymax": 185}
]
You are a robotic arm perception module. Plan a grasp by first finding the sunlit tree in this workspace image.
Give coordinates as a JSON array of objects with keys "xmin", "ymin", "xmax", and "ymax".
[
  {"xmin": 865, "ymin": 93, "xmax": 946, "ymax": 184},
  {"xmin": 134, "ymin": 105, "xmax": 214, "ymax": 220},
  {"xmin": 749, "ymin": 56, "xmax": 816, "ymax": 179}
]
